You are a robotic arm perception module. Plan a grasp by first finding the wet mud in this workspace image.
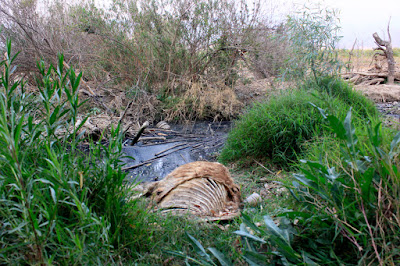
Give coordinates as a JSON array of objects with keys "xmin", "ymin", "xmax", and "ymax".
[{"xmin": 122, "ymin": 121, "xmax": 232, "ymax": 183}]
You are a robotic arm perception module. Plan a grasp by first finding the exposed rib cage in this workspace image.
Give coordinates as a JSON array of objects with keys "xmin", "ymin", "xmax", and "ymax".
[{"xmin": 145, "ymin": 161, "xmax": 241, "ymax": 220}]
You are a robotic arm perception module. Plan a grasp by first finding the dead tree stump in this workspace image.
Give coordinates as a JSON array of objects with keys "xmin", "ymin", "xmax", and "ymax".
[{"xmin": 373, "ymin": 31, "xmax": 396, "ymax": 84}]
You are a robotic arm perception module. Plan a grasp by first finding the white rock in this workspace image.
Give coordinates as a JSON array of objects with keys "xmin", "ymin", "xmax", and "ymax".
[{"xmin": 244, "ymin": 192, "xmax": 261, "ymax": 206}]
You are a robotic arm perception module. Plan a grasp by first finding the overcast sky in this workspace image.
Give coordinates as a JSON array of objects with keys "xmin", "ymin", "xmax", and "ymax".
[
  {"xmin": 280, "ymin": 0, "xmax": 400, "ymax": 49},
  {"xmin": 75, "ymin": 0, "xmax": 400, "ymax": 49}
]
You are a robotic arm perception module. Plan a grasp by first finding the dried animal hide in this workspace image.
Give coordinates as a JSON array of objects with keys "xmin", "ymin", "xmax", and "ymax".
[{"xmin": 144, "ymin": 161, "xmax": 241, "ymax": 221}]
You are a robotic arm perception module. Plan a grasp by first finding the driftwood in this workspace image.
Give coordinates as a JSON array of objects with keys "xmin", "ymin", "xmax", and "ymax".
[
  {"xmin": 154, "ymin": 143, "xmax": 188, "ymax": 156},
  {"xmin": 343, "ymin": 22, "xmax": 397, "ymax": 86},
  {"xmin": 373, "ymin": 23, "xmax": 396, "ymax": 84},
  {"xmin": 342, "ymin": 71, "xmax": 400, "ymax": 85},
  {"xmin": 130, "ymin": 121, "xmax": 149, "ymax": 146},
  {"xmin": 138, "ymin": 136, "xmax": 167, "ymax": 142},
  {"xmin": 360, "ymin": 78, "xmax": 385, "ymax": 86},
  {"xmin": 121, "ymin": 144, "xmax": 192, "ymax": 171}
]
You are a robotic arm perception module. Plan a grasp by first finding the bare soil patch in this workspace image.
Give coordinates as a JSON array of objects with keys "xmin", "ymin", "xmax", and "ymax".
[{"xmin": 355, "ymin": 84, "xmax": 400, "ymax": 102}]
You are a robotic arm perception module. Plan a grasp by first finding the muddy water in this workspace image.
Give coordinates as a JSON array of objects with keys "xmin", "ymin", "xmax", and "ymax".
[
  {"xmin": 376, "ymin": 102, "xmax": 400, "ymax": 118},
  {"xmin": 122, "ymin": 121, "xmax": 232, "ymax": 183}
]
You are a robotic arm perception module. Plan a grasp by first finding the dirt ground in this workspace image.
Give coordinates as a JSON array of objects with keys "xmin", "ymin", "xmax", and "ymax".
[
  {"xmin": 355, "ymin": 84, "xmax": 400, "ymax": 102},
  {"xmin": 340, "ymin": 49, "xmax": 400, "ymax": 102}
]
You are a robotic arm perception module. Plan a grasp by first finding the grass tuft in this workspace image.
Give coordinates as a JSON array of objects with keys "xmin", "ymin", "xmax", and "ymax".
[{"xmin": 219, "ymin": 76, "xmax": 380, "ymax": 167}]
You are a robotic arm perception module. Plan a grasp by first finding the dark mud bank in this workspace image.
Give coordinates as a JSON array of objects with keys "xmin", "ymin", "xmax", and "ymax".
[
  {"xmin": 122, "ymin": 121, "xmax": 233, "ymax": 183},
  {"xmin": 376, "ymin": 102, "xmax": 400, "ymax": 118}
]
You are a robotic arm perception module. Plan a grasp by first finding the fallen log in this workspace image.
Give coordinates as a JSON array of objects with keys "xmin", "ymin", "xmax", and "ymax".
[
  {"xmin": 350, "ymin": 72, "xmax": 397, "ymax": 78},
  {"xmin": 342, "ymin": 71, "xmax": 400, "ymax": 85},
  {"xmin": 360, "ymin": 78, "xmax": 385, "ymax": 86}
]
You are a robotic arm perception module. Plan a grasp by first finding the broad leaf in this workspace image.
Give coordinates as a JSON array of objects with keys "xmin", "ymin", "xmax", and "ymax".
[
  {"xmin": 360, "ymin": 167, "xmax": 375, "ymax": 202},
  {"xmin": 242, "ymin": 250, "xmax": 270, "ymax": 266},
  {"xmin": 263, "ymin": 216, "xmax": 290, "ymax": 244},
  {"xmin": 343, "ymin": 109, "xmax": 358, "ymax": 149},
  {"xmin": 233, "ymin": 230, "xmax": 266, "ymax": 244},
  {"xmin": 186, "ymin": 233, "xmax": 213, "ymax": 262},
  {"xmin": 207, "ymin": 248, "xmax": 231, "ymax": 266},
  {"xmin": 327, "ymin": 115, "xmax": 346, "ymax": 140},
  {"xmin": 389, "ymin": 131, "xmax": 400, "ymax": 158}
]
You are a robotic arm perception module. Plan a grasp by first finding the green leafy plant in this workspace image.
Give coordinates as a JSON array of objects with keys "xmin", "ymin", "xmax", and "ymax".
[
  {"xmin": 288, "ymin": 108, "xmax": 400, "ymax": 264},
  {"xmin": 284, "ymin": 4, "xmax": 342, "ymax": 82},
  {"xmin": 0, "ymin": 40, "xmax": 132, "ymax": 264},
  {"xmin": 213, "ymin": 108, "xmax": 398, "ymax": 265},
  {"xmin": 170, "ymin": 214, "xmax": 320, "ymax": 265},
  {"xmin": 166, "ymin": 232, "xmax": 232, "ymax": 266},
  {"xmin": 235, "ymin": 214, "xmax": 323, "ymax": 265}
]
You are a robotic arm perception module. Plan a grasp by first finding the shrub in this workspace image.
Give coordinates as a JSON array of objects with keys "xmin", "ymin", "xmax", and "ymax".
[
  {"xmin": 0, "ymin": 40, "xmax": 133, "ymax": 264},
  {"xmin": 284, "ymin": 4, "xmax": 342, "ymax": 82},
  {"xmin": 201, "ymin": 110, "xmax": 399, "ymax": 265},
  {"xmin": 0, "ymin": 0, "xmax": 293, "ymax": 122},
  {"xmin": 219, "ymin": 74, "xmax": 380, "ymax": 166},
  {"xmin": 286, "ymin": 109, "xmax": 400, "ymax": 264}
]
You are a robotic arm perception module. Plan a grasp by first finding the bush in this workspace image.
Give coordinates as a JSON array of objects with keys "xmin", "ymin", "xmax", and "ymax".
[
  {"xmin": 203, "ymin": 110, "xmax": 399, "ymax": 265},
  {"xmin": 0, "ymin": 0, "xmax": 286, "ymax": 122},
  {"xmin": 219, "ymin": 75, "xmax": 379, "ymax": 166},
  {"xmin": 219, "ymin": 89, "xmax": 322, "ymax": 165},
  {"xmin": 284, "ymin": 4, "xmax": 342, "ymax": 81},
  {"xmin": 0, "ymin": 40, "xmax": 134, "ymax": 264},
  {"xmin": 286, "ymin": 109, "xmax": 400, "ymax": 264}
]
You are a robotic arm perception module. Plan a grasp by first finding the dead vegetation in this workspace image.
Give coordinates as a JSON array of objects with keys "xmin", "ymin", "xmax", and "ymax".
[
  {"xmin": 342, "ymin": 71, "xmax": 400, "ymax": 86},
  {"xmin": 3, "ymin": 0, "xmax": 397, "ymax": 135},
  {"xmin": 164, "ymin": 80, "xmax": 243, "ymax": 122},
  {"xmin": 341, "ymin": 26, "xmax": 400, "ymax": 103},
  {"xmin": 343, "ymin": 67, "xmax": 400, "ymax": 102},
  {"xmin": 342, "ymin": 41, "xmax": 400, "ymax": 87},
  {"xmin": 0, "ymin": 0, "xmax": 291, "ymax": 125}
]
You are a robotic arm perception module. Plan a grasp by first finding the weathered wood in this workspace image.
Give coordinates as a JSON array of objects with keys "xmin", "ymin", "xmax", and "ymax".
[
  {"xmin": 121, "ymin": 144, "xmax": 192, "ymax": 171},
  {"xmin": 342, "ymin": 71, "xmax": 400, "ymax": 85},
  {"xmin": 154, "ymin": 143, "xmax": 189, "ymax": 156},
  {"xmin": 373, "ymin": 29, "xmax": 396, "ymax": 84},
  {"xmin": 349, "ymin": 74, "xmax": 361, "ymax": 84},
  {"xmin": 350, "ymin": 72, "xmax": 391, "ymax": 78},
  {"xmin": 360, "ymin": 78, "xmax": 385, "ymax": 86},
  {"xmin": 130, "ymin": 121, "xmax": 149, "ymax": 146},
  {"xmin": 118, "ymin": 100, "xmax": 134, "ymax": 124},
  {"xmin": 139, "ymin": 136, "xmax": 166, "ymax": 142}
]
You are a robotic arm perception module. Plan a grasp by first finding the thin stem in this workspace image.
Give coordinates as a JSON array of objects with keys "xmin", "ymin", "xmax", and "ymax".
[{"xmin": 360, "ymin": 200, "xmax": 382, "ymax": 265}]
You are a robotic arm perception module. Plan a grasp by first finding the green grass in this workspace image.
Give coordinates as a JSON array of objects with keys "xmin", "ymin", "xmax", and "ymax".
[
  {"xmin": 3, "ymin": 31, "xmax": 398, "ymax": 264},
  {"xmin": 310, "ymin": 75, "xmax": 379, "ymax": 119},
  {"xmin": 195, "ymin": 98, "xmax": 399, "ymax": 265},
  {"xmin": 0, "ymin": 38, "xmax": 296, "ymax": 265},
  {"xmin": 219, "ymin": 76, "xmax": 379, "ymax": 167}
]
